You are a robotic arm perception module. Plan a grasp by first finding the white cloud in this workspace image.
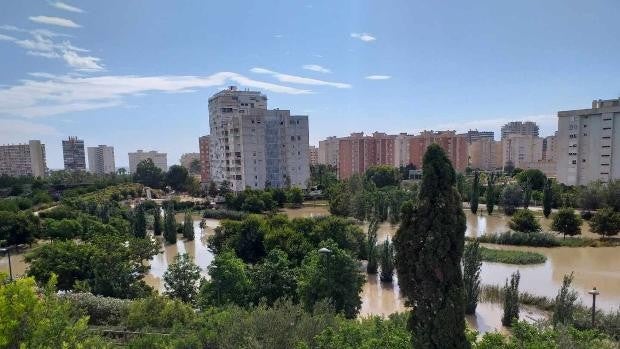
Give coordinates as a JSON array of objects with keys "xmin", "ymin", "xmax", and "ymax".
[
  {"xmin": 0, "ymin": 72, "xmax": 312, "ymax": 118},
  {"xmin": 350, "ymin": 32, "xmax": 376, "ymax": 42},
  {"xmin": 250, "ymin": 67, "xmax": 351, "ymax": 88},
  {"xmin": 273, "ymin": 34, "xmax": 284, "ymax": 38},
  {"xmin": 29, "ymin": 16, "xmax": 81, "ymax": 28},
  {"xmin": 302, "ymin": 64, "xmax": 331, "ymax": 73},
  {"xmin": 62, "ymin": 50, "xmax": 103, "ymax": 71},
  {"xmin": 0, "ymin": 119, "xmax": 60, "ymax": 143},
  {"xmin": 50, "ymin": 1, "xmax": 84, "ymax": 13},
  {"xmin": 0, "ymin": 33, "xmax": 16, "ymax": 41},
  {"xmin": 365, "ymin": 75, "xmax": 391, "ymax": 80}
]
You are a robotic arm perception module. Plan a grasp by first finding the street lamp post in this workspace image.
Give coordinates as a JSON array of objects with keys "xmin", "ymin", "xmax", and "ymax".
[
  {"xmin": 588, "ymin": 287, "xmax": 600, "ymax": 328},
  {"xmin": 318, "ymin": 248, "xmax": 332, "ymax": 298},
  {"xmin": 0, "ymin": 247, "xmax": 14, "ymax": 281}
]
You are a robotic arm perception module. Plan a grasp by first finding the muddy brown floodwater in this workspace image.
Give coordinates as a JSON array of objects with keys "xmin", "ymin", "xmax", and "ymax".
[{"xmin": 2, "ymin": 205, "xmax": 618, "ymax": 333}]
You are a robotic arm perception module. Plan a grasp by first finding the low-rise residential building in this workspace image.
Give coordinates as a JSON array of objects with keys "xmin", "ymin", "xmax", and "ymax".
[
  {"xmin": 87, "ymin": 145, "xmax": 115, "ymax": 174},
  {"xmin": 128, "ymin": 150, "xmax": 168, "ymax": 174},
  {"xmin": 557, "ymin": 98, "xmax": 620, "ymax": 185},
  {"xmin": 0, "ymin": 140, "xmax": 47, "ymax": 177}
]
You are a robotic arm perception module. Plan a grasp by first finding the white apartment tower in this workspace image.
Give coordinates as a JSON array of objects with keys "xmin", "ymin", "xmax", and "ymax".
[
  {"xmin": 502, "ymin": 134, "xmax": 543, "ymax": 169},
  {"xmin": 0, "ymin": 140, "xmax": 47, "ymax": 177},
  {"xmin": 501, "ymin": 121, "xmax": 540, "ymax": 140},
  {"xmin": 128, "ymin": 150, "xmax": 168, "ymax": 173},
  {"xmin": 557, "ymin": 98, "xmax": 620, "ymax": 185},
  {"xmin": 87, "ymin": 145, "xmax": 116, "ymax": 174},
  {"xmin": 208, "ymin": 87, "xmax": 310, "ymax": 191}
]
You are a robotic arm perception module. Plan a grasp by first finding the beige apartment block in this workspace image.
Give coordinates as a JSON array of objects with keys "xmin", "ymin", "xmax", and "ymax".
[
  {"xmin": 87, "ymin": 145, "xmax": 115, "ymax": 174},
  {"xmin": 308, "ymin": 146, "xmax": 318, "ymax": 166},
  {"xmin": 469, "ymin": 139, "xmax": 502, "ymax": 171},
  {"xmin": 501, "ymin": 134, "xmax": 543, "ymax": 169},
  {"xmin": 0, "ymin": 140, "xmax": 47, "ymax": 177},
  {"xmin": 318, "ymin": 136, "xmax": 339, "ymax": 168},
  {"xmin": 128, "ymin": 150, "xmax": 167, "ymax": 173},
  {"xmin": 557, "ymin": 98, "xmax": 620, "ymax": 185}
]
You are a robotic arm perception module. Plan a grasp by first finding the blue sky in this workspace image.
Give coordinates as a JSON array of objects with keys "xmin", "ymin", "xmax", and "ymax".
[{"xmin": 1, "ymin": 0, "xmax": 619, "ymax": 169}]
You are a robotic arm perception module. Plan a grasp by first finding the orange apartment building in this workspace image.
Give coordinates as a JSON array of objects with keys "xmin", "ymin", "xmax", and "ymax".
[
  {"xmin": 338, "ymin": 132, "xmax": 395, "ymax": 179},
  {"xmin": 408, "ymin": 131, "xmax": 468, "ymax": 172}
]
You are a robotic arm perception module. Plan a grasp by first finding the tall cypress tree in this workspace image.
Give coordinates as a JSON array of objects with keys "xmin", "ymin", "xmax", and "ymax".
[
  {"xmin": 470, "ymin": 171, "xmax": 479, "ymax": 214},
  {"xmin": 463, "ymin": 241, "xmax": 482, "ymax": 315},
  {"xmin": 153, "ymin": 207, "xmax": 162, "ymax": 236},
  {"xmin": 132, "ymin": 204, "xmax": 147, "ymax": 238},
  {"xmin": 394, "ymin": 144, "xmax": 469, "ymax": 349},
  {"xmin": 183, "ymin": 210, "xmax": 195, "ymax": 240},
  {"xmin": 486, "ymin": 173, "xmax": 496, "ymax": 215},
  {"xmin": 543, "ymin": 179, "xmax": 552, "ymax": 218},
  {"xmin": 164, "ymin": 208, "xmax": 177, "ymax": 244}
]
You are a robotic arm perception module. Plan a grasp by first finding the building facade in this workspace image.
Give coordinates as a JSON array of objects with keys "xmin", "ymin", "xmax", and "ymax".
[
  {"xmin": 180, "ymin": 153, "xmax": 200, "ymax": 170},
  {"xmin": 208, "ymin": 87, "xmax": 310, "ymax": 191},
  {"xmin": 338, "ymin": 132, "xmax": 395, "ymax": 179},
  {"xmin": 318, "ymin": 136, "xmax": 339, "ymax": 168},
  {"xmin": 409, "ymin": 131, "xmax": 468, "ymax": 172},
  {"xmin": 501, "ymin": 134, "xmax": 543, "ymax": 169},
  {"xmin": 501, "ymin": 121, "xmax": 540, "ymax": 140},
  {"xmin": 557, "ymin": 98, "xmax": 620, "ymax": 185},
  {"xmin": 199, "ymin": 135, "xmax": 210, "ymax": 183},
  {"xmin": 128, "ymin": 150, "xmax": 168, "ymax": 174},
  {"xmin": 0, "ymin": 140, "xmax": 47, "ymax": 177},
  {"xmin": 394, "ymin": 133, "xmax": 415, "ymax": 167},
  {"xmin": 308, "ymin": 146, "xmax": 319, "ymax": 166},
  {"xmin": 62, "ymin": 137, "xmax": 86, "ymax": 171},
  {"xmin": 543, "ymin": 132, "xmax": 558, "ymax": 161},
  {"xmin": 465, "ymin": 129, "xmax": 495, "ymax": 144},
  {"xmin": 87, "ymin": 145, "xmax": 115, "ymax": 174},
  {"xmin": 468, "ymin": 139, "xmax": 502, "ymax": 171}
]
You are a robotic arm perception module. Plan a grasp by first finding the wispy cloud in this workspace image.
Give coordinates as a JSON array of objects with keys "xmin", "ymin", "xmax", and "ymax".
[
  {"xmin": 365, "ymin": 75, "xmax": 391, "ymax": 80},
  {"xmin": 273, "ymin": 34, "xmax": 284, "ymax": 38},
  {"xmin": 0, "ymin": 72, "xmax": 312, "ymax": 118},
  {"xmin": 49, "ymin": 1, "xmax": 84, "ymax": 13},
  {"xmin": 250, "ymin": 67, "xmax": 351, "ymax": 88},
  {"xmin": 350, "ymin": 32, "xmax": 376, "ymax": 42},
  {"xmin": 0, "ymin": 119, "xmax": 60, "ymax": 143},
  {"xmin": 29, "ymin": 16, "xmax": 81, "ymax": 28},
  {"xmin": 0, "ymin": 26, "xmax": 102, "ymax": 71},
  {"xmin": 302, "ymin": 64, "xmax": 330, "ymax": 73}
]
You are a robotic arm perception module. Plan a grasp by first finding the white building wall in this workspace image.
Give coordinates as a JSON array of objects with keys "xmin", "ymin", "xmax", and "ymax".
[
  {"xmin": 318, "ymin": 136, "xmax": 339, "ymax": 167},
  {"xmin": 128, "ymin": 150, "xmax": 167, "ymax": 173}
]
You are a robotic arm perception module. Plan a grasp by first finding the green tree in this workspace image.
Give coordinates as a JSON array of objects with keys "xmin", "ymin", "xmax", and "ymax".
[
  {"xmin": 163, "ymin": 253, "xmax": 201, "ymax": 303},
  {"xmin": 297, "ymin": 241, "xmax": 364, "ymax": 319},
  {"xmin": 250, "ymin": 249, "xmax": 298, "ymax": 305},
  {"xmin": 378, "ymin": 239, "xmax": 394, "ymax": 282},
  {"xmin": 219, "ymin": 180, "xmax": 232, "ymax": 196},
  {"xmin": 502, "ymin": 271, "xmax": 520, "ymax": 327},
  {"xmin": 470, "ymin": 171, "xmax": 480, "ymax": 214},
  {"xmin": 365, "ymin": 165, "xmax": 401, "ymax": 188},
  {"xmin": 133, "ymin": 158, "xmax": 163, "ymax": 188},
  {"xmin": 182, "ymin": 210, "xmax": 194, "ymax": 240},
  {"xmin": 132, "ymin": 204, "xmax": 147, "ymax": 238},
  {"xmin": 26, "ymin": 241, "xmax": 95, "ymax": 290},
  {"xmin": 189, "ymin": 159, "xmax": 201, "ymax": 175},
  {"xmin": 463, "ymin": 241, "xmax": 482, "ymax": 315},
  {"xmin": 579, "ymin": 181, "xmax": 604, "ymax": 213},
  {"xmin": 165, "ymin": 165, "xmax": 190, "ymax": 191},
  {"xmin": 198, "ymin": 251, "xmax": 251, "ymax": 308},
  {"xmin": 551, "ymin": 208, "xmax": 583, "ymax": 239},
  {"xmin": 234, "ymin": 215, "xmax": 267, "ymax": 264},
  {"xmin": 605, "ymin": 179, "xmax": 620, "ymax": 212},
  {"xmin": 543, "ymin": 179, "xmax": 553, "ymax": 218},
  {"xmin": 393, "ymin": 144, "xmax": 469, "ymax": 348},
  {"xmin": 589, "ymin": 207, "xmax": 620, "ymax": 237},
  {"xmin": 163, "ymin": 208, "xmax": 177, "ymax": 244},
  {"xmin": 45, "ymin": 218, "xmax": 83, "ymax": 240},
  {"xmin": 552, "ymin": 272, "xmax": 578, "ymax": 326},
  {"xmin": 522, "ymin": 180, "xmax": 532, "ymax": 209},
  {"xmin": 271, "ymin": 188, "xmax": 287, "ymax": 207},
  {"xmin": 153, "ymin": 208, "xmax": 162, "ymax": 236},
  {"xmin": 509, "ymin": 209, "xmax": 541, "ymax": 233},
  {"xmin": 501, "ymin": 184, "xmax": 524, "ymax": 215},
  {"xmin": 0, "ymin": 211, "xmax": 39, "ymax": 246},
  {"xmin": 241, "ymin": 195, "xmax": 265, "ymax": 213},
  {"xmin": 516, "ymin": 169, "xmax": 547, "ymax": 191},
  {"xmin": 366, "ymin": 220, "xmax": 379, "ymax": 274},
  {"xmin": 207, "ymin": 180, "xmax": 219, "ymax": 197},
  {"xmin": 486, "ymin": 174, "xmax": 496, "ymax": 215},
  {"xmin": 288, "ymin": 187, "xmax": 304, "ymax": 207}
]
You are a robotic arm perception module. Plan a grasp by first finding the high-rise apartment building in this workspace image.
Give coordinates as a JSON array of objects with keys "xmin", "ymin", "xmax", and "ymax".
[
  {"xmin": 87, "ymin": 145, "xmax": 115, "ymax": 174},
  {"xmin": 501, "ymin": 134, "xmax": 543, "ymax": 169},
  {"xmin": 501, "ymin": 121, "xmax": 539, "ymax": 140},
  {"xmin": 469, "ymin": 139, "xmax": 502, "ymax": 171},
  {"xmin": 409, "ymin": 131, "xmax": 468, "ymax": 172},
  {"xmin": 543, "ymin": 132, "xmax": 558, "ymax": 161},
  {"xmin": 0, "ymin": 140, "xmax": 47, "ymax": 177},
  {"xmin": 465, "ymin": 129, "xmax": 495, "ymax": 144},
  {"xmin": 62, "ymin": 137, "xmax": 86, "ymax": 171},
  {"xmin": 338, "ymin": 132, "xmax": 395, "ymax": 179},
  {"xmin": 199, "ymin": 135, "xmax": 210, "ymax": 183},
  {"xmin": 318, "ymin": 136, "xmax": 339, "ymax": 168},
  {"xmin": 128, "ymin": 150, "xmax": 168, "ymax": 173},
  {"xmin": 394, "ymin": 133, "xmax": 415, "ymax": 167},
  {"xmin": 208, "ymin": 87, "xmax": 310, "ymax": 191},
  {"xmin": 308, "ymin": 146, "xmax": 318, "ymax": 166},
  {"xmin": 557, "ymin": 98, "xmax": 620, "ymax": 185},
  {"xmin": 180, "ymin": 153, "xmax": 200, "ymax": 170}
]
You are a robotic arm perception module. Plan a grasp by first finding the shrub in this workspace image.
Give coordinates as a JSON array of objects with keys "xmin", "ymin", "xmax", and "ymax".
[
  {"xmin": 589, "ymin": 208, "xmax": 620, "ymax": 237},
  {"xmin": 508, "ymin": 209, "xmax": 541, "ymax": 233},
  {"xmin": 63, "ymin": 292, "xmax": 131, "ymax": 326},
  {"xmin": 477, "ymin": 231, "xmax": 560, "ymax": 247},
  {"xmin": 203, "ymin": 209, "xmax": 248, "ymax": 220},
  {"xmin": 480, "ymin": 247, "xmax": 546, "ymax": 264},
  {"xmin": 552, "ymin": 208, "xmax": 583, "ymax": 239}
]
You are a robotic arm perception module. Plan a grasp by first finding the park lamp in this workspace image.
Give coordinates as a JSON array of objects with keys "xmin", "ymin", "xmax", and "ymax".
[
  {"xmin": 588, "ymin": 286, "xmax": 600, "ymax": 327},
  {"xmin": 318, "ymin": 247, "xmax": 332, "ymax": 255}
]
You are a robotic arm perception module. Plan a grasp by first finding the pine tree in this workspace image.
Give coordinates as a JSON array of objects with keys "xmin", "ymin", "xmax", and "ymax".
[
  {"xmin": 486, "ymin": 174, "xmax": 496, "ymax": 215},
  {"xmin": 164, "ymin": 208, "xmax": 177, "ymax": 244},
  {"xmin": 543, "ymin": 179, "xmax": 552, "ymax": 218},
  {"xmin": 502, "ymin": 271, "xmax": 520, "ymax": 327},
  {"xmin": 463, "ymin": 240, "xmax": 482, "ymax": 315},
  {"xmin": 132, "ymin": 204, "xmax": 147, "ymax": 238},
  {"xmin": 470, "ymin": 171, "xmax": 479, "ymax": 214},
  {"xmin": 182, "ymin": 210, "xmax": 194, "ymax": 240},
  {"xmin": 378, "ymin": 239, "xmax": 394, "ymax": 282},
  {"xmin": 366, "ymin": 219, "xmax": 378, "ymax": 274},
  {"xmin": 394, "ymin": 144, "xmax": 469, "ymax": 348},
  {"xmin": 153, "ymin": 207, "xmax": 162, "ymax": 236}
]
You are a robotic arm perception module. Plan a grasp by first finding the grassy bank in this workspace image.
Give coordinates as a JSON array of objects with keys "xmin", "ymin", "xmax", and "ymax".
[
  {"xmin": 475, "ymin": 231, "xmax": 620, "ymax": 248},
  {"xmin": 480, "ymin": 247, "xmax": 546, "ymax": 264}
]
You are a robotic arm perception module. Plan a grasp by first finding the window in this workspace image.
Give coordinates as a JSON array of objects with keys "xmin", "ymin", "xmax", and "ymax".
[{"xmin": 571, "ymin": 160, "xmax": 576, "ymax": 164}]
